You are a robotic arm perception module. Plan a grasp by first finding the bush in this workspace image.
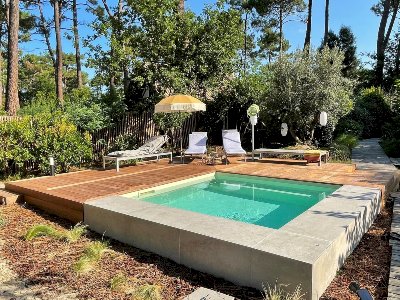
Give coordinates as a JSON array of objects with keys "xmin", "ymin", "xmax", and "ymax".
[
  {"xmin": 0, "ymin": 113, "xmax": 92, "ymax": 176},
  {"xmin": 381, "ymin": 138, "xmax": 400, "ymax": 158},
  {"xmin": 356, "ymin": 87, "xmax": 392, "ymax": 138},
  {"xmin": 335, "ymin": 133, "xmax": 359, "ymax": 150},
  {"xmin": 329, "ymin": 143, "xmax": 351, "ymax": 162},
  {"xmin": 334, "ymin": 118, "xmax": 364, "ymax": 138}
]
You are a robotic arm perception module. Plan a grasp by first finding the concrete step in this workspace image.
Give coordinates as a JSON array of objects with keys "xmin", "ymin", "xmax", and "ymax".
[{"xmin": 0, "ymin": 189, "xmax": 23, "ymax": 205}]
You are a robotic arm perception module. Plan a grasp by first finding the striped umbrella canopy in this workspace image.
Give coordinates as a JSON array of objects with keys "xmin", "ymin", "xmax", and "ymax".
[{"xmin": 154, "ymin": 94, "xmax": 206, "ymax": 113}]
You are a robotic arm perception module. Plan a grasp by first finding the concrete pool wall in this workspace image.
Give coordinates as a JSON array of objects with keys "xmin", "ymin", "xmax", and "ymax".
[{"xmin": 84, "ymin": 175, "xmax": 381, "ymax": 300}]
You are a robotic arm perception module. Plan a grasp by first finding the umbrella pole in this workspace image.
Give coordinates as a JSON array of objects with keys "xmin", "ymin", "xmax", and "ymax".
[{"xmin": 180, "ymin": 127, "xmax": 183, "ymax": 164}]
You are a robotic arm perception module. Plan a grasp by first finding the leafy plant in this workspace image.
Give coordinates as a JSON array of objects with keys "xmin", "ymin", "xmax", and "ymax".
[
  {"xmin": 24, "ymin": 224, "xmax": 62, "ymax": 241},
  {"xmin": 110, "ymin": 274, "xmax": 130, "ymax": 292},
  {"xmin": 63, "ymin": 223, "xmax": 87, "ymax": 243},
  {"xmin": 335, "ymin": 134, "xmax": 359, "ymax": 150},
  {"xmin": 0, "ymin": 113, "xmax": 92, "ymax": 176},
  {"xmin": 74, "ymin": 241, "xmax": 109, "ymax": 274},
  {"xmin": 131, "ymin": 284, "xmax": 162, "ymax": 300},
  {"xmin": 0, "ymin": 212, "xmax": 6, "ymax": 227},
  {"xmin": 263, "ymin": 47, "xmax": 354, "ymax": 144},
  {"xmin": 262, "ymin": 282, "xmax": 305, "ymax": 300},
  {"xmin": 24, "ymin": 223, "xmax": 87, "ymax": 242},
  {"xmin": 247, "ymin": 104, "xmax": 260, "ymax": 117}
]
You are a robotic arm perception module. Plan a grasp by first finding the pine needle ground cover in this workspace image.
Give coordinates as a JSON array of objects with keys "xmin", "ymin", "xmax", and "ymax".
[{"xmin": 0, "ymin": 204, "xmax": 392, "ymax": 299}]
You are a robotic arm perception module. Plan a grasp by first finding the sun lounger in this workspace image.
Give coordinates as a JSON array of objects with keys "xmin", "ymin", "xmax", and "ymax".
[
  {"xmin": 222, "ymin": 130, "xmax": 247, "ymax": 164},
  {"xmin": 103, "ymin": 135, "xmax": 172, "ymax": 172},
  {"xmin": 253, "ymin": 148, "xmax": 329, "ymax": 166},
  {"xmin": 184, "ymin": 132, "xmax": 207, "ymax": 162}
]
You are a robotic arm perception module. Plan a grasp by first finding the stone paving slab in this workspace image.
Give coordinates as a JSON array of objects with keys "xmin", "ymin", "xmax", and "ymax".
[{"xmin": 182, "ymin": 288, "xmax": 234, "ymax": 300}]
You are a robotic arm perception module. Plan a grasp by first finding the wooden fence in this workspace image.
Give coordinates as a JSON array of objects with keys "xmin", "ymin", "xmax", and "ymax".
[
  {"xmin": 91, "ymin": 111, "xmax": 198, "ymax": 160},
  {"xmin": 0, "ymin": 116, "xmax": 22, "ymax": 122}
]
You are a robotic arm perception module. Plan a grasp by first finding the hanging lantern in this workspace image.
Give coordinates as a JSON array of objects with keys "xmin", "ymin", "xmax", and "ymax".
[
  {"xmin": 320, "ymin": 111, "xmax": 328, "ymax": 126},
  {"xmin": 281, "ymin": 123, "xmax": 288, "ymax": 136}
]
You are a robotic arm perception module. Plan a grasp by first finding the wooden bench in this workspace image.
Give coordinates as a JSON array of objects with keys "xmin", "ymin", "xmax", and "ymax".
[{"xmin": 253, "ymin": 148, "xmax": 329, "ymax": 166}]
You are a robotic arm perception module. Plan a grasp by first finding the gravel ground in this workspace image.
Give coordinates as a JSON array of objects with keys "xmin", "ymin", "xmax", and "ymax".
[{"xmin": 0, "ymin": 202, "xmax": 393, "ymax": 300}]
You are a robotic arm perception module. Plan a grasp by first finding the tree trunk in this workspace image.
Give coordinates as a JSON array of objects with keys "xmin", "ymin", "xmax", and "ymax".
[
  {"xmin": 72, "ymin": 0, "xmax": 83, "ymax": 88},
  {"xmin": 38, "ymin": 1, "xmax": 55, "ymax": 64},
  {"xmin": 303, "ymin": 0, "xmax": 312, "ymax": 51},
  {"xmin": 0, "ymin": 50, "xmax": 3, "ymax": 109},
  {"xmin": 384, "ymin": 0, "xmax": 399, "ymax": 49},
  {"xmin": 323, "ymin": 0, "xmax": 329, "ymax": 46},
  {"xmin": 244, "ymin": 10, "xmax": 248, "ymax": 73},
  {"xmin": 5, "ymin": 0, "xmax": 19, "ymax": 116},
  {"xmin": 376, "ymin": 0, "xmax": 391, "ymax": 85},
  {"xmin": 178, "ymin": 0, "xmax": 184, "ymax": 12},
  {"xmin": 53, "ymin": 0, "xmax": 64, "ymax": 105},
  {"xmin": 279, "ymin": 3, "xmax": 283, "ymax": 54},
  {"xmin": 288, "ymin": 125, "xmax": 301, "ymax": 144}
]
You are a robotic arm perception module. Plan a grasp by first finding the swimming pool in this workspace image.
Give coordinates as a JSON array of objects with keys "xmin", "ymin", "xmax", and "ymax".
[{"xmin": 138, "ymin": 173, "xmax": 340, "ymax": 229}]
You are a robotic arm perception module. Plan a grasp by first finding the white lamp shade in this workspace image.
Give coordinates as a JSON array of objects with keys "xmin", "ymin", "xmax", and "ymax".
[
  {"xmin": 320, "ymin": 111, "xmax": 328, "ymax": 126},
  {"xmin": 281, "ymin": 123, "xmax": 288, "ymax": 136}
]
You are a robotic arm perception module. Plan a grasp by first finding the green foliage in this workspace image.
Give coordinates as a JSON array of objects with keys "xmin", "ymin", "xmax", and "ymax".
[
  {"xmin": 263, "ymin": 47, "xmax": 354, "ymax": 144},
  {"xmin": 63, "ymin": 223, "xmax": 88, "ymax": 243},
  {"xmin": 112, "ymin": 134, "xmax": 138, "ymax": 152},
  {"xmin": 352, "ymin": 87, "xmax": 393, "ymax": 138},
  {"xmin": 381, "ymin": 115, "xmax": 400, "ymax": 157},
  {"xmin": 0, "ymin": 114, "xmax": 92, "ymax": 176},
  {"xmin": 88, "ymin": 0, "xmax": 244, "ymax": 109},
  {"xmin": 381, "ymin": 138, "xmax": 400, "ymax": 158},
  {"xmin": 262, "ymin": 282, "xmax": 305, "ymax": 300},
  {"xmin": 65, "ymin": 87, "xmax": 108, "ymax": 132},
  {"xmin": 323, "ymin": 26, "xmax": 358, "ymax": 78},
  {"xmin": 132, "ymin": 284, "xmax": 162, "ymax": 300},
  {"xmin": 153, "ymin": 112, "xmax": 190, "ymax": 132},
  {"xmin": 247, "ymin": 104, "xmax": 260, "ymax": 117},
  {"xmin": 24, "ymin": 223, "xmax": 87, "ymax": 242},
  {"xmin": 334, "ymin": 118, "xmax": 364, "ymax": 138},
  {"xmin": 24, "ymin": 224, "xmax": 62, "ymax": 241},
  {"xmin": 74, "ymin": 241, "xmax": 109, "ymax": 274},
  {"xmin": 328, "ymin": 133, "xmax": 358, "ymax": 162},
  {"xmin": 0, "ymin": 212, "xmax": 6, "ymax": 228},
  {"xmin": 335, "ymin": 134, "xmax": 359, "ymax": 150},
  {"xmin": 110, "ymin": 274, "xmax": 129, "ymax": 292}
]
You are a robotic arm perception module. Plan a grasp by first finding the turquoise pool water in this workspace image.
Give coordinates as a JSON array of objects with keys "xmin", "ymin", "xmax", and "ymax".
[{"xmin": 140, "ymin": 173, "xmax": 340, "ymax": 229}]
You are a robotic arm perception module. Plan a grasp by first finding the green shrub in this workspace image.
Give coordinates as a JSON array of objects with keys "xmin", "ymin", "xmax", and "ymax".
[
  {"xmin": 334, "ymin": 118, "xmax": 364, "ymax": 138},
  {"xmin": 262, "ymin": 282, "xmax": 305, "ymax": 300},
  {"xmin": 132, "ymin": 284, "xmax": 162, "ymax": 300},
  {"xmin": 381, "ymin": 138, "xmax": 400, "ymax": 157},
  {"xmin": 355, "ymin": 87, "xmax": 392, "ymax": 138},
  {"xmin": 329, "ymin": 143, "xmax": 351, "ymax": 162},
  {"xmin": 0, "ymin": 212, "xmax": 6, "ymax": 227},
  {"xmin": 335, "ymin": 133, "xmax": 359, "ymax": 150},
  {"xmin": 74, "ymin": 241, "xmax": 109, "ymax": 274},
  {"xmin": 0, "ymin": 113, "xmax": 92, "ymax": 176},
  {"xmin": 24, "ymin": 224, "xmax": 62, "ymax": 241}
]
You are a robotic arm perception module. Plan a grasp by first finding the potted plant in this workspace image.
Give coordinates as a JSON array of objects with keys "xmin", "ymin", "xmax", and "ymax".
[{"xmin": 247, "ymin": 104, "xmax": 260, "ymax": 125}]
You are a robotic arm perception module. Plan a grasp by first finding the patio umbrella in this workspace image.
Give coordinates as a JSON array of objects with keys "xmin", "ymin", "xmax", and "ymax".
[{"xmin": 154, "ymin": 94, "xmax": 206, "ymax": 162}]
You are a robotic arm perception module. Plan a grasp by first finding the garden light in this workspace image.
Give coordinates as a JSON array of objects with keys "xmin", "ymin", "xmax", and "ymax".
[
  {"xmin": 49, "ymin": 156, "xmax": 55, "ymax": 176},
  {"xmin": 320, "ymin": 111, "xmax": 328, "ymax": 126},
  {"xmin": 281, "ymin": 123, "xmax": 288, "ymax": 136}
]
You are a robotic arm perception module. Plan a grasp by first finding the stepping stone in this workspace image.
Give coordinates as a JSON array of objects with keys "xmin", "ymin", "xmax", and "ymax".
[{"xmin": 183, "ymin": 288, "xmax": 234, "ymax": 300}]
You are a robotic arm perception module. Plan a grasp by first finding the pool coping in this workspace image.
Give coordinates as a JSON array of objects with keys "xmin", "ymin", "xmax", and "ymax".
[{"xmin": 84, "ymin": 172, "xmax": 381, "ymax": 300}]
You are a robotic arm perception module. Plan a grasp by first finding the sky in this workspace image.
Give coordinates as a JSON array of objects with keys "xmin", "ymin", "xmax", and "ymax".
[{"xmin": 21, "ymin": 0, "xmax": 382, "ymax": 76}]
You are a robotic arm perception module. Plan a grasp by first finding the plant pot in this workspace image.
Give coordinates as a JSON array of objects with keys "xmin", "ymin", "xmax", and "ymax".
[{"xmin": 250, "ymin": 115, "xmax": 258, "ymax": 125}]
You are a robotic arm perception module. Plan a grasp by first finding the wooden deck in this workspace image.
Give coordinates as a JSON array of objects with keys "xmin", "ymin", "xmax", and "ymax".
[{"xmin": 4, "ymin": 157, "xmax": 399, "ymax": 223}]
